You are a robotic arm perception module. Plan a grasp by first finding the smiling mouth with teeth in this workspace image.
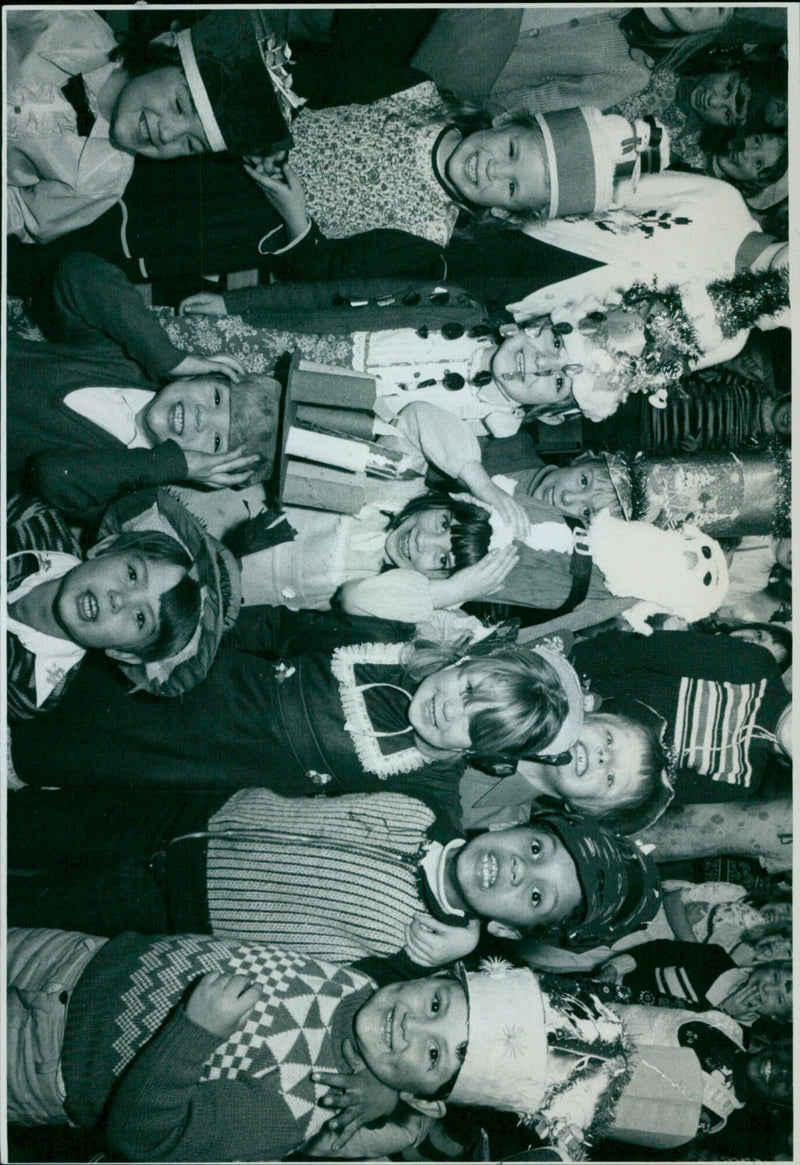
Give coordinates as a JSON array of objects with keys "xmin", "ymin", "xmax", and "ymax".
[
  {"xmin": 479, "ymin": 852, "xmax": 498, "ymax": 889},
  {"xmin": 78, "ymin": 590, "xmax": 98, "ymax": 622},
  {"xmin": 171, "ymin": 402, "xmax": 185, "ymax": 436},
  {"xmin": 383, "ymin": 1006, "xmax": 395, "ymax": 1050},
  {"xmin": 573, "ymin": 741, "xmax": 588, "ymax": 777},
  {"xmin": 467, "ymin": 152, "xmax": 479, "ymax": 185}
]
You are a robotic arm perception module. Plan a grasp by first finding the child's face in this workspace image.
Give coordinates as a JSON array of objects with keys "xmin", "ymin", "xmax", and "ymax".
[
  {"xmin": 353, "ymin": 976, "xmax": 467, "ymax": 1096},
  {"xmin": 490, "ymin": 328, "xmax": 575, "ymax": 408},
  {"xmin": 754, "ymin": 935, "xmax": 792, "ymax": 962},
  {"xmin": 144, "ymin": 378, "xmax": 230, "ymax": 454},
  {"xmin": 729, "ymin": 627, "xmax": 788, "ymax": 667},
  {"xmin": 408, "ymin": 665, "xmax": 473, "ymax": 753},
  {"xmin": 528, "ymin": 462, "xmax": 619, "ymax": 523},
  {"xmin": 111, "ymin": 66, "xmax": 210, "ymax": 159},
  {"xmin": 542, "ymin": 714, "xmax": 645, "ymax": 815},
  {"xmin": 750, "ymin": 963, "xmax": 792, "ymax": 1019},
  {"xmin": 453, "ymin": 825, "xmax": 582, "ymax": 934},
  {"xmin": 55, "ymin": 551, "xmax": 185, "ymax": 656},
  {"xmin": 745, "ymin": 1045, "xmax": 792, "ymax": 1105},
  {"xmin": 688, "ymin": 70, "xmax": 750, "ymax": 128},
  {"xmin": 384, "ymin": 509, "xmax": 455, "ymax": 577},
  {"xmin": 446, "ymin": 126, "xmax": 548, "ymax": 213},
  {"xmin": 714, "ymin": 133, "xmax": 784, "ymax": 186},
  {"xmin": 648, "ymin": 7, "xmax": 733, "ymax": 33}
]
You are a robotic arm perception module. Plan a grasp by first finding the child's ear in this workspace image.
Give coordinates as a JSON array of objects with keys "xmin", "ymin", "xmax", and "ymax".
[
  {"xmin": 86, "ymin": 536, "xmax": 116, "ymax": 560},
  {"xmin": 538, "ymin": 413, "xmax": 567, "ymax": 427},
  {"xmin": 150, "ymin": 29, "xmax": 180, "ymax": 48},
  {"xmin": 486, "ymin": 919, "xmax": 523, "ymax": 941},
  {"xmin": 399, "ymin": 1093, "xmax": 447, "ymax": 1119},
  {"xmin": 105, "ymin": 649, "xmax": 146, "ymax": 665}
]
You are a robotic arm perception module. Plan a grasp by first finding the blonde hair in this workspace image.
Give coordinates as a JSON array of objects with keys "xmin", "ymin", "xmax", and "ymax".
[{"xmin": 403, "ymin": 638, "xmax": 568, "ymax": 759}]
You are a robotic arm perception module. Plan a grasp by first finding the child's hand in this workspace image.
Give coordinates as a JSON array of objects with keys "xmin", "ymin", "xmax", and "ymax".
[
  {"xmin": 404, "ymin": 913, "xmax": 481, "ymax": 967},
  {"xmin": 486, "ymin": 485, "xmax": 531, "ymax": 541},
  {"xmin": 311, "ymin": 1037, "xmax": 399, "ymax": 1150},
  {"xmin": 718, "ymin": 974, "xmax": 763, "ymax": 1020},
  {"xmin": 179, "ymin": 293, "xmax": 228, "ymax": 318},
  {"xmin": 244, "ymin": 150, "xmax": 289, "ymax": 179},
  {"xmin": 185, "ymin": 971, "xmax": 261, "ymax": 1038},
  {"xmin": 169, "ymin": 353, "xmax": 244, "ymax": 381},
  {"xmin": 243, "ymin": 160, "xmax": 308, "ymax": 241},
  {"xmin": 450, "ymin": 547, "xmax": 519, "ymax": 603},
  {"xmin": 184, "ymin": 446, "xmax": 262, "ymax": 488}
]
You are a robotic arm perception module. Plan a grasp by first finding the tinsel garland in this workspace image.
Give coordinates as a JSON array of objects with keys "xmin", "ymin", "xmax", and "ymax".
[
  {"xmin": 602, "ymin": 266, "xmax": 789, "ymax": 404},
  {"xmin": 519, "ymin": 977, "xmax": 636, "ymax": 1149},
  {"xmin": 707, "ymin": 266, "xmax": 790, "ymax": 339},
  {"xmin": 769, "ymin": 438, "xmax": 792, "ymax": 539}
]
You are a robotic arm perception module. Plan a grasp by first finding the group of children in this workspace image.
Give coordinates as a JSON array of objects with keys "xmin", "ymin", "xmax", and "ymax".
[{"xmin": 5, "ymin": 6, "xmax": 793, "ymax": 1163}]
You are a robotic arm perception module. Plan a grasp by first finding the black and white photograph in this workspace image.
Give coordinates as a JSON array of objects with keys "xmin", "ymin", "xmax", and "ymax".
[{"xmin": 3, "ymin": 5, "xmax": 795, "ymax": 1162}]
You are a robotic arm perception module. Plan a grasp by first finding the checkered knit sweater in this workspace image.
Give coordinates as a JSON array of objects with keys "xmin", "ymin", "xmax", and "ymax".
[
  {"xmin": 197, "ymin": 790, "xmax": 457, "ymax": 963},
  {"xmin": 62, "ymin": 933, "xmax": 376, "ymax": 1160}
]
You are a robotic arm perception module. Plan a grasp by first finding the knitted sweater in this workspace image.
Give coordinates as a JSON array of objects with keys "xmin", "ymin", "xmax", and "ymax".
[
  {"xmin": 572, "ymin": 631, "xmax": 790, "ymax": 801},
  {"xmin": 62, "ymin": 933, "xmax": 376, "ymax": 1160},
  {"xmin": 196, "ymin": 791, "xmax": 461, "ymax": 967}
]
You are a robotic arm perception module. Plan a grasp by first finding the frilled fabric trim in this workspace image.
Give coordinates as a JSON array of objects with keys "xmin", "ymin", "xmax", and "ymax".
[{"xmin": 330, "ymin": 643, "xmax": 426, "ymax": 778}]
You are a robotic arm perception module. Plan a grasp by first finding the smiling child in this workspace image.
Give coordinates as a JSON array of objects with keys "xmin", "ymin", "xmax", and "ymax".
[
  {"xmin": 10, "ymin": 255, "xmax": 279, "ymax": 524},
  {"xmin": 7, "ymin": 488, "xmax": 239, "ymax": 719},
  {"xmin": 7, "ymin": 931, "xmax": 636, "ymax": 1161},
  {"xmin": 7, "ymin": 10, "xmax": 291, "ymax": 244},
  {"xmin": 244, "ymin": 91, "xmax": 669, "ymax": 256}
]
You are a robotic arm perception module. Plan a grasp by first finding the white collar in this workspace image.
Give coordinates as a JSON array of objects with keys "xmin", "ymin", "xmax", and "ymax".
[
  {"xmin": 63, "ymin": 386, "xmax": 155, "ymax": 448},
  {"xmin": 7, "ymin": 550, "xmax": 87, "ymax": 706},
  {"xmin": 420, "ymin": 837, "xmax": 468, "ymax": 917}
]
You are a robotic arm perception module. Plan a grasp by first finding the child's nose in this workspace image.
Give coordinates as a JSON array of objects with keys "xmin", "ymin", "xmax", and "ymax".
[
  {"xmin": 487, "ymin": 158, "xmax": 513, "ymax": 182},
  {"xmin": 157, "ymin": 114, "xmax": 184, "ymax": 145},
  {"xmin": 108, "ymin": 589, "xmax": 126, "ymax": 614},
  {"xmin": 443, "ymin": 696, "xmax": 461, "ymax": 722}
]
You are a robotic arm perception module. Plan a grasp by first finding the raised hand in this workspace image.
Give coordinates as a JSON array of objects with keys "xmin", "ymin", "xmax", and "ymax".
[
  {"xmin": 450, "ymin": 545, "xmax": 519, "ymax": 603},
  {"xmin": 485, "ymin": 484, "xmax": 532, "ymax": 541},
  {"xmin": 169, "ymin": 352, "xmax": 245, "ymax": 381},
  {"xmin": 184, "ymin": 445, "xmax": 262, "ymax": 488},
  {"xmin": 311, "ymin": 1037, "xmax": 399, "ymax": 1150},
  {"xmin": 243, "ymin": 159, "xmax": 309, "ymax": 240},
  {"xmin": 404, "ymin": 913, "xmax": 481, "ymax": 967},
  {"xmin": 185, "ymin": 971, "xmax": 261, "ymax": 1038}
]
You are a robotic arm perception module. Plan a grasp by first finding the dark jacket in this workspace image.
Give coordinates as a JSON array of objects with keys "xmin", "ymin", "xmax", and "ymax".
[{"xmin": 10, "ymin": 254, "xmax": 187, "ymax": 521}]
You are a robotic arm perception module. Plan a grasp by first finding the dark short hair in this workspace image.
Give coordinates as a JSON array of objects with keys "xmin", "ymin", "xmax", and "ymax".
[
  {"xmin": 724, "ymin": 132, "xmax": 789, "ymax": 192},
  {"xmin": 386, "ymin": 491, "xmax": 491, "ymax": 575},
  {"xmin": 714, "ymin": 620, "xmax": 792, "ymax": 670},
  {"xmin": 112, "ymin": 35, "xmax": 182, "ymax": 77},
  {"xmin": 94, "ymin": 530, "xmax": 200, "ymax": 663}
]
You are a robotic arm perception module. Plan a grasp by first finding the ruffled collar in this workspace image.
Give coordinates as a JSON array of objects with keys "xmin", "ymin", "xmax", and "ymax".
[{"xmin": 330, "ymin": 642, "xmax": 427, "ymax": 778}]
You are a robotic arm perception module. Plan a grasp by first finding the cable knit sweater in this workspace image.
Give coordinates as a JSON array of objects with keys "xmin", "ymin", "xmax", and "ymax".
[{"xmin": 62, "ymin": 933, "xmax": 377, "ymax": 1160}]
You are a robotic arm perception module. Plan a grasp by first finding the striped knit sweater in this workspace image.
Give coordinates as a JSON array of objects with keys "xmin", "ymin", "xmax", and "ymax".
[{"xmin": 201, "ymin": 791, "xmax": 459, "ymax": 963}]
